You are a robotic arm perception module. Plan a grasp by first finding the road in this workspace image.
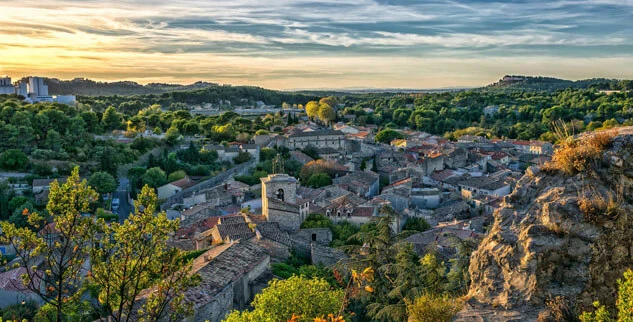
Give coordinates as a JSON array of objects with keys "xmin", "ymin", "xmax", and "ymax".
[{"xmin": 113, "ymin": 177, "xmax": 134, "ymax": 223}]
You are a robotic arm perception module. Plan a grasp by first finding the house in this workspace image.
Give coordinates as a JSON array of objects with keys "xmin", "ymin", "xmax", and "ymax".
[
  {"xmin": 285, "ymin": 129, "xmax": 345, "ymax": 150},
  {"xmin": 459, "ymin": 176, "xmax": 512, "ymax": 199},
  {"xmin": 289, "ymin": 150, "xmax": 314, "ymax": 164},
  {"xmin": 183, "ymin": 240, "xmax": 270, "ymax": 322},
  {"xmin": 0, "ymin": 267, "xmax": 43, "ymax": 308},
  {"xmin": 333, "ymin": 171, "xmax": 380, "ymax": 198},
  {"xmin": 316, "ymin": 147, "xmax": 341, "ymax": 161},
  {"xmin": 410, "ymin": 188, "xmax": 441, "ymax": 209},
  {"xmin": 157, "ymin": 176, "xmax": 196, "ymax": 200}
]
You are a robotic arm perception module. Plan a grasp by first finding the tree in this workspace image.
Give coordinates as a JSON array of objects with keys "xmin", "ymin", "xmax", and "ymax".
[
  {"xmin": 306, "ymin": 173, "xmax": 332, "ymax": 188},
  {"xmin": 319, "ymin": 96, "xmax": 338, "ymax": 107},
  {"xmin": 45, "ymin": 129, "xmax": 63, "ymax": 152},
  {"xmin": 402, "ymin": 217, "xmax": 431, "ymax": 232},
  {"xmin": 318, "ymin": 103, "xmax": 336, "ymax": 125},
  {"xmin": 127, "ymin": 115, "xmax": 146, "ymax": 137},
  {"xmin": 88, "ymin": 171, "xmax": 117, "ymax": 195},
  {"xmin": 142, "ymin": 167, "xmax": 167, "ymax": 188},
  {"xmin": 360, "ymin": 159, "xmax": 367, "ymax": 171},
  {"xmin": 168, "ymin": 170, "xmax": 187, "ymax": 182},
  {"xmin": 234, "ymin": 151, "xmax": 252, "ymax": 164},
  {"xmin": 580, "ymin": 269, "xmax": 633, "ymax": 322},
  {"xmin": 223, "ymin": 276, "xmax": 344, "ymax": 322},
  {"xmin": 102, "ymin": 106, "xmax": 121, "ymax": 130},
  {"xmin": 0, "ymin": 167, "xmax": 99, "ymax": 322},
  {"xmin": 88, "ymin": 186, "xmax": 200, "ymax": 321},
  {"xmin": 306, "ymin": 101, "xmax": 320, "ymax": 119},
  {"xmin": 165, "ymin": 126, "xmax": 180, "ymax": 146},
  {"xmin": 375, "ymin": 129, "xmax": 404, "ymax": 144},
  {"xmin": 0, "ymin": 149, "xmax": 29, "ymax": 171}
]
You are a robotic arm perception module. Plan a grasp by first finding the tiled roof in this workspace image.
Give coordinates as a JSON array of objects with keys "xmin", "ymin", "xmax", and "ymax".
[
  {"xmin": 0, "ymin": 267, "xmax": 39, "ymax": 293},
  {"xmin": 351, "ymin": 207, "xmax": 374, "ymax": 218},
  {"xmin": 170, "ymin": 176, "xmax": 196, "ymax": 189},
  {"xmin": 216, "ymin": 222, "xmax": 254, "ymax": 241},
  {"xmin": 186, "ymin": 241, "xmax": 269, "ymax": 308},
  {"xmin": 288, "ymin": 129, "xmax": 344, "ymax": 138},
  {"xmin": 257, "ymin": 222, "xmax": 292, "ymax": 246}
]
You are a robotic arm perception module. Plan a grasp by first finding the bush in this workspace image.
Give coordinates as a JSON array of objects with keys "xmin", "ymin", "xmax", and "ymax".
[
  {"xmin": 579, "ymin": 269, "xmax": 633, "ymax": 322},
  {"xmin": 537, "ymin": 296, "xmax": 579, "ymax": 322},
  {"xmin": 406, "ymin": 293, "xmax": 463, "ymax": 322},
  {"xmin": 272, "ymin": 263, "xmax": 299, "ymax": 279},
  {"xmin": 544, "ymin": 132, "xmax": 614, "ymax": 175},
  {"xmin": 234, "ymin": 151, "xmax": 252, "ymax": 164},
  {"xmin": 403, "ymin": 217, "xmax": 431, "ymax": 232},
  {"xmin": 577, "ymin": 188, "xmax": 621, "ymax": 224}
]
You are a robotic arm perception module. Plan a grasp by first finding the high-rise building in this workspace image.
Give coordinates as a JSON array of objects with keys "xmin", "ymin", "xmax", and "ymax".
[
  {"xmin": 27, "ymin": 77, "xmax": 48, "ymax": 97},
  {"xmin": 0, "ymin": 76, "xmax": 14, "ymax": 95}
]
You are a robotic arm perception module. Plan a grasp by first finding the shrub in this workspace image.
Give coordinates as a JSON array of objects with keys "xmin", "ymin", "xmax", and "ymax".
[
  {"xmin": 407, "ymin": 293, "xmax": 463, "ymax": 322},
  {"xmin": 577, "ymin": 188, "xmax": 621, "ymax": 224},
  {"xmin": 537, "ymin": 296, "xmax": 580, "ymax": 322},
  {"xmin": 544, "ymin": 131, "xmax": 615, "ymax": 176},
  {"xmin": 579, "ymin": 269, "xmax": 633, "ymax": 322}
]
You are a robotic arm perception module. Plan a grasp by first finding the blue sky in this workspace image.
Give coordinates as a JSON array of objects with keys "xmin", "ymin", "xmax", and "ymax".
[{"xmin": 1, "ymin": 0, "xmax": 632, "ymax": 89}]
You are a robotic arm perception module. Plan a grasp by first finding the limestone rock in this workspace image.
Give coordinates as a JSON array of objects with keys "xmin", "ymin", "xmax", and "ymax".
[{"xmin": 458, "ymin": 132, "xmax": 633, "ymax": 321}]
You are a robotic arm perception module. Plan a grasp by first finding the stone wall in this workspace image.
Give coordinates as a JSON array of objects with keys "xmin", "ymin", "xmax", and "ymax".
[{"xmin": 311, "ymin": 243, "xmax": 347, "ymax": 266}]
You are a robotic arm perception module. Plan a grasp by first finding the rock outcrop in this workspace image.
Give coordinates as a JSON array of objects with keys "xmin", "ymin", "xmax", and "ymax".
[{"xmin": 457, "ymin": 130, "xmax": 633, "ymax": 321}]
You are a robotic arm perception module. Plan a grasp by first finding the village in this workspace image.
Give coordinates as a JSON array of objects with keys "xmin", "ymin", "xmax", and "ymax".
[{"xmin": 126, "ymin": 117, "xmax": 553, "ymax": 321}]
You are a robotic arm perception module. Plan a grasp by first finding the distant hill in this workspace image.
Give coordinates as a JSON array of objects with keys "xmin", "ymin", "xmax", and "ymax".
[
  {"xmin": 31, "ymin": 77, "xmax": 219, "ymax": 96},
  {"xmin": 482, "ymin": 75, "xmax": 632, "ymax": 92}
]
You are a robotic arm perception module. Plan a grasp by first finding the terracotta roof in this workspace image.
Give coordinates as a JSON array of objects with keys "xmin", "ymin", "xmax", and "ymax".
[
  {"xmin": 170, "ymin": 176, "xmax": 196, "ymax": 189},
  {"xmin": 351, "ymin": 207, "xmax": 374, "ymax": 217},
  {"xmin": 0, "ymin": 267, "xmax": 39, "ymax": 293}
]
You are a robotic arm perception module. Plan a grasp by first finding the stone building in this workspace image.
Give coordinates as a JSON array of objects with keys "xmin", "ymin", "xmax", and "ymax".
[
  {"xmin": 285, "ymin": 129, "xmax": 345, "ymax": 150},
  {"xmin": 261, "ymin": 174, "xmax": 307, "ymax": 231},
  {"xmin": 183, "ymin": 240, "xmax": 270, "ymax": 322}
]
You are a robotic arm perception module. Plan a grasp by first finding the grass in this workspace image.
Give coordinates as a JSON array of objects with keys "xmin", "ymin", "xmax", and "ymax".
[
  {"xmin": 577, "ymin": 187, "xmax": 621, "ymax": 224},
  {"xmin": 543, "ymin": 131, "xmax": 615, "ymax": 176}
]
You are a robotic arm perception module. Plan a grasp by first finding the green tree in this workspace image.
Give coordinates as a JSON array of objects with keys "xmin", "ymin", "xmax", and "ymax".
[
  {"xmin": 168, "ymin": 170, "xmax": 187, "ymax": 182},
  {"xmin": 0, "ymin": 167, "xmax": 99, "ymax": 322},
  {"xmin": 223, "ymin": 276, "xmax": 344, "ymax": 322},
  {"xmin": 0, "ymin": 149, "xmax": 29, "ymax": 171},
  {"xmin": 580, "ymin": 269, "xmax": 633, "ymax": 322},
  {"xmin": 165, "ymin": 126, "xmax": 181, "ymax": 146},
  {"xmin": 88, "ymin": 186, "xmax": 200, "ymax": 321},
  {"xmin": 102, "ymin": 106, "xmax": 121, "ymax": 130},
  {"xmin": 45, "ymin": 129, "xmax": 63, "ymax": 152},
  {"xmin": 142, "ymin": 167, "xmax": 167, "ymax": 188},
  {"xmin": 306, "ymin": 173, "xmax": 332, "ymax": 188},
  {"xmin": 375, "ymin": 129, "xmax": 404, "ymax": 144},
  {"xmin": 402, "ymin": 217, "xmax": 431, "ymax": 232},
  {"xmin": 88, "ymin": 171, "xmax": 117, "ymax": 195},
  {"xmin": 234, "ymin": 151, "xmax": 252, "ymax": 164}
]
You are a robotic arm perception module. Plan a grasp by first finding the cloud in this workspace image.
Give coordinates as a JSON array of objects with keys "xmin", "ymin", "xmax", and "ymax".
[{"xmin": 0, "ymin": 0, "xmax": 632, "ymax": 88}]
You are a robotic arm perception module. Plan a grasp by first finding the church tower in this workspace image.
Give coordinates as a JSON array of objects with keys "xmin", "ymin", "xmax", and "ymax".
[{"xmin": 261, "ymin": 173, "xmax": 300, "ymax": 231}]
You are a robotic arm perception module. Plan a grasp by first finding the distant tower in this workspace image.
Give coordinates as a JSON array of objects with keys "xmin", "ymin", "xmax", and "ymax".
[
  {"xmin": 0, "ymin": 76, "xmax": 13, "ymax": 95},
  {"xmin": 260, "ymin": 173, "xmax": 300, "ymax": 231},
  {"xmin": 27, "ymin": 77, "xmax": 48, "ymax": 97}
]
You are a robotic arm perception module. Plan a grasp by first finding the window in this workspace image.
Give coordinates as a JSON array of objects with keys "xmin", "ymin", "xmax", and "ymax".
[
  {"xmin": 276, "ymin": 189, "xmax": 285, "ymax": 201},
  {"xmin": 312, "ymin": 233, "xmax": 317, "ymax": 241}
]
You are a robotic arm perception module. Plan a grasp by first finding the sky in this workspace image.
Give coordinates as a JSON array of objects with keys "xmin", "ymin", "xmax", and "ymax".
[{"xmin": 1, "ymin": 0, "xmax": 633, "ymax": 90}]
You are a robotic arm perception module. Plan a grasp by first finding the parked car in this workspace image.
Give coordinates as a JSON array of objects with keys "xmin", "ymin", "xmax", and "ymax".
[{"xmin": 111, "ymin": 198, "xmax": 120, "ymax": 211}]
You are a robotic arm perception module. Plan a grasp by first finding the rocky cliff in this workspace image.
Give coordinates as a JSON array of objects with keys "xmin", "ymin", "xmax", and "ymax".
[{"xmin": 457, "ymin": 129, "xmax": 633, "ymax": 321}]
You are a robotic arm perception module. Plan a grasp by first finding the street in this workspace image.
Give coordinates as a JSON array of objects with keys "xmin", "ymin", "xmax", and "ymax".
[{"xmin": 114, "ymin": 177, "xmax": 134, "ymax": 222}]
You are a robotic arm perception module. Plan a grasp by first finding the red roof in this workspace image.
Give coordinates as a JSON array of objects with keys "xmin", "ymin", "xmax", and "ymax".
[
  {"xmin": 177, "ymin": 217, "xmax": 221, "ymax": 239},
  {"xmin": 170, "ymin": 177, "xmax": 196, "ymax": 189}
]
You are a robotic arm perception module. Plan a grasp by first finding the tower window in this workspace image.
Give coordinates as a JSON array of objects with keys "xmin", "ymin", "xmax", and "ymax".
[
  {"xmin": 276, "ymin": 189, "xmax": 285, "ymax": 201},
  {"xmin": 312, "ymin": 233, "xmax": 317, "ymax": 241}
]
